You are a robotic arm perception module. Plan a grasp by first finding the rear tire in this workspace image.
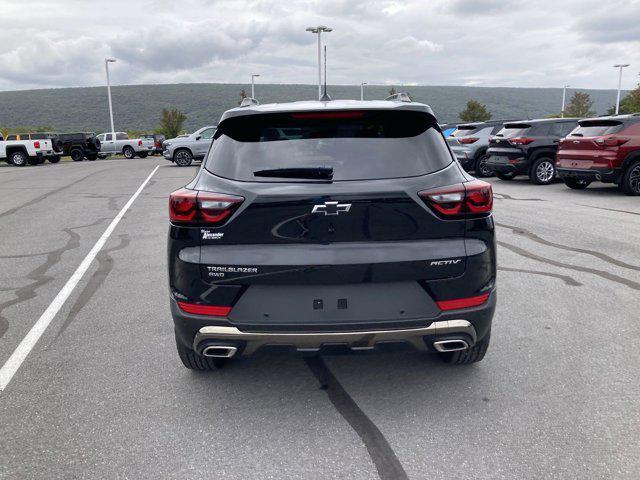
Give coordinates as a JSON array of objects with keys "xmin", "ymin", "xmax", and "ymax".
[
  {"xmin": 70, "ymin": 149, "xmax": 84, "ymax": 162},
  {"xmin": 621, "ymin": 160, "xmax": 640, "ymax": 196},
  {"xmin": 123, "ymin": 146, "xmax": 136, "ymax": 159},
  {"xmin": 495, "ymin": 171, "xmax": 516, "ymax": 180},
  {"xmin": 439, "ymin": 332, "xmax": 490, "ymax": 365},
  {"xmin": 175, "ymin": 334, "xmax": 226, "ymax": 370},
  {"xmin": 174, "ymin": 149, "xmax": 193, "ymax": 167},
  {"xmin": 474, "ymin": 154, "xmax": 493, "ymax": 178},
  {"xmin": 86, "ymin": 153, "xmax": 98, "ymax": 161},
  {"xmin": 138, "ymin": 151, "xmax": 148, "ymax": 158},
  {"xmin": 10, "ymin": 151, "xmax": 28, "ymax": 167},
  {"xmin": 48, "ymin": 155, "xmax": 61, "ymax": 164},
  {"xmin": 27, "ymin": 156, "xmax": 41, "ymax": 166},
  {"xmin": 530, "ymin": 157, "xmax": 556, "ymax": 185},
  {"xmin": 563, "ymin": 178, "xmax": 591, "ymax": 190}
]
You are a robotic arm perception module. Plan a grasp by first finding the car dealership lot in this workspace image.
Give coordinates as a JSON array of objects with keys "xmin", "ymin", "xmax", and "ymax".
[{"xmin": 0, "ymin": 159, "xmax": 639, "ymax": 479}]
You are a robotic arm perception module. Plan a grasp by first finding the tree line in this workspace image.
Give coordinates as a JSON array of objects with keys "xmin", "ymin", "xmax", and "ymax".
[
  {"xmin": 2, "ymin": 79, "xmax": 639, "ymax": 137},
  {"xmin": 456, "ymin": 73, "xmax": 640, "ymax": 122}
]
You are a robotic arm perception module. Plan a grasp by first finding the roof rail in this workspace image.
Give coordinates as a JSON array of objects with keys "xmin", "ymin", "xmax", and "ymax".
[
  {"xmin": 239, "ymin": 97, "xmax": 260, "ymax": 107},
  {"xmin": 384, "ymin": 92, "xmax": 412, "ymax": 103}
]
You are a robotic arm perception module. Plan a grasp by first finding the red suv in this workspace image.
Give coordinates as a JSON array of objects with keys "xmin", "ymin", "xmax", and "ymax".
[{"xmin": 556, "ymin": 114, "xmax": 640, "ymax": 195}]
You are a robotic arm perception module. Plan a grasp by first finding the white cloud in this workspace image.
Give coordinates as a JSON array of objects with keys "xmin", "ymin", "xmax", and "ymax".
[
  {"xmin": 386, "ymin": 36, "xmax": 443, "ymax": 53},
  {"xmin": 0, "ymin": 0, "xmax": 638, "ymax": 91}
]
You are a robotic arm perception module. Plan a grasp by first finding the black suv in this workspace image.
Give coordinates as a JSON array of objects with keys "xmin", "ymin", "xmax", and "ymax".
[
  {"xmin": 168, "ymin": 99, "xmax": 496, "ymax": 370},
  {"xmin": 58, "ymin": 132, "xmax": 102, "ymax": 161},
  {"xmin": 486, "ymin": 118, "xmax": 578, "ymax": 184}
]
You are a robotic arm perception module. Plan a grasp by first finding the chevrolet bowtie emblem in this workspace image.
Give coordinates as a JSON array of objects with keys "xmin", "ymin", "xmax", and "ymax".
[{"xmin": 312, "ymin": 201, "xmax": 352, "ymax": 216}]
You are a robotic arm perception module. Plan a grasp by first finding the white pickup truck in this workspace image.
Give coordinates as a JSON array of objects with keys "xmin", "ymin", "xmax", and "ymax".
[
  {"xmin": 0, "ymin": 135, "xmax": 55, "ymax": 166},
  {"xmin": 96, "ymin": 132, "xmax": 155, "ymax": 159}
]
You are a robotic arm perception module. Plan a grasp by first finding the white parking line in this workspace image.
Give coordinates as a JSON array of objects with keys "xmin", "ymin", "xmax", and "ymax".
[{"xmin": 0, "ymin": 165, "xmax": 161, "ymax": 392}]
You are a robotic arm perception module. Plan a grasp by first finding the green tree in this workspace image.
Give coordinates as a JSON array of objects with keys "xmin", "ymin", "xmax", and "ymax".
[
  {"xmin": 0, "ymin": 125, "xmax": 55, "ymax": 137},
  {"xmin": 616, "ymin": 76, "xmax": 640, "ymax": 114},
  {"xmin": 126, "ymin": 129, "xmax": 151, "ymax": 139},
  {"xmin": 459, "ymin": 100, "xmax": 492, "ymax": 122},
  {"xmin": 563, "ymin": 92, "xmax": 595, "ymax": 118},
  {"xmin": 238, "ymin": 89, "xmax": 247, "ymax": 105},
  {"xmin": 156, "ymin": 108, "xmax": 186, "ymax": 139}
]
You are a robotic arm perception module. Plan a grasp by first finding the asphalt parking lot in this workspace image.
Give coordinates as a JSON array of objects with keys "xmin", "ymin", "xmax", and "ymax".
[{"xmin": 0, "ymin": 158, "xmax": 639, "ymax": 479}]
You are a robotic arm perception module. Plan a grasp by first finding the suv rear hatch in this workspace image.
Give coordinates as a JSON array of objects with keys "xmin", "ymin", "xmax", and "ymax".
[
  {"xmin": 487, "ymin": 123, "xmax": 532, "ymax": 163},
  {"xmin": 446, "ymin": 124, "xmax": 482, "ymax": 148},
  {"xmin": 557, "ymin": 119, "xmax": 626, "ymax": 169},
  {"xmin": 171, "ymin": 109, "xmax": 493, "ymax": 328}
]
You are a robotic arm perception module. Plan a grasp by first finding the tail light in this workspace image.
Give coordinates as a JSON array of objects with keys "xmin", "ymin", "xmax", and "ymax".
[
  {"xmin": 169, "ymin": 188, "xmax": 244, "ymax": 226},
  {"xmin": 419, "ymin": 180, "xmax": 493, "ymax": 219},
  {"xmin": 437, "ymin": 292, "xmax": 490, "ymax": 311},
  {"xmin": 138, "ymin": 139, "xmax": 143, "ymax": 146},
  {"xmin": 595, "ymin": 136, "xmax": 629, "ymax": 147},
  {"xmin": 458, "ymin": 137, "xmax": 479, "ymax": 144},
  {"xmin": 178, "ymin": 302, "xmax": 231, "ymax": 317},
  {"xmin": 508, "ymin": 137, "xmax": 534, "ymax": 146},
  {"xmin": 34, "ymin": 141, "xmax": 40, "ymax": 148},
  {"xmin": 291, "ymin": 111, "xmax": 364, "ymax": 119}
]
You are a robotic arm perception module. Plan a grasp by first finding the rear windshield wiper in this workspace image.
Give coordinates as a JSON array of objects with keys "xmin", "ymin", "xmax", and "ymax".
[{"xmin": 253, "ymin": 167, "xmax": 334, "ymax": 180}]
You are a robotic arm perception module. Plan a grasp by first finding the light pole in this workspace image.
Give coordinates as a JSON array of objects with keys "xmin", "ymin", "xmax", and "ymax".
[
  {"xmin": 360, "ymin": 82, "xmax": 368, "ymax": 101},
  {"xmin": 561, "ymin": 84, "xmax": 570, "ymax": 118},
  {"xmin": 306, "ymin": 25, "xmax": 332, "ymax": 100},
  {"xmin": 251, "ymin": 74, "xmax": 260, "ymax": 99},
  {"xmin": 105, "ymin": 58, "xmax": 116, "ymax": 138},
  {"xmin": 613, "ymin": 64, "xmax": 630, "ymax": 115}
]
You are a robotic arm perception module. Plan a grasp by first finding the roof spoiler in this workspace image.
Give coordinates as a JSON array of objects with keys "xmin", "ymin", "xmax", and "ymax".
[
  {"xmin": 239, "ymin": 97, "xmax": 260, "ymax": 107},
  {"xmin": 384, "ymin": 92, "xmax": 412, "ymax": 103}
]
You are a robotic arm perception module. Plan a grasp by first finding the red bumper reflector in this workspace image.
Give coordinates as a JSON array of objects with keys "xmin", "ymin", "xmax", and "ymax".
[
  {"xmin": 436, "ymin": 293, "xmax": 490, "ymax": 311},
  {"xmin": 178, "ymin": 302, "xmax": 232, "ymax": 317}
]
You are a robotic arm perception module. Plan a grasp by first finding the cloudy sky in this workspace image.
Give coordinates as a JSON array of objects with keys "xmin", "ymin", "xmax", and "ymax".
[{"xmin": 0, "ymin": 0, "xmax": 638, "ymax": 92}]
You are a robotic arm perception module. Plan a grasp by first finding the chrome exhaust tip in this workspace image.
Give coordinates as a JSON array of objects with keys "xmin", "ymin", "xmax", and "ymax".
[
  {"xmin": 202, "ymin": 345, "xmax": 237, "ymax": 358},
  {"xmin": 595, "ymin": 174, "xmax": 602, "ymax": 181},
  {"xmin": 433, "ymin": 339, "xmax": 469, "ymax": 353}
]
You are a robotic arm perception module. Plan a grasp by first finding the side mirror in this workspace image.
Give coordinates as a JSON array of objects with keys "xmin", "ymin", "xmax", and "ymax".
[{"xmin": 195, "ymin": 135, "xmax": 202, "ymax": 141}]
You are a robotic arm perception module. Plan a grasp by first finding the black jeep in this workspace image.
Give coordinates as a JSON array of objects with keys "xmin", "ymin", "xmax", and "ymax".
[{"xmin": 58, "ymin": 133, "xmax": 102, "ymax": 161}]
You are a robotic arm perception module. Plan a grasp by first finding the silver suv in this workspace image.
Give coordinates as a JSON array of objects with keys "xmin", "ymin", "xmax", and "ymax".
[
  {"xmin": 162, "ymin": 126, "xmax": 217, "ymax": 167},
  {"xmin": 446, "ymin": 121, "xmax": 508, "ymax": 177}
]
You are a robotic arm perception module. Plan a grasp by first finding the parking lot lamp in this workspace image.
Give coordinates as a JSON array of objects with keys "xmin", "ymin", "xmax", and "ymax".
[
  {"xmin": 251, "ymin": 74, "xmax": 260, "ymax": 99},
  {"xmin": 613, "ymin": 64, "xmax": 630, "ymax": 115},
  {"xmin": 105, "ymin": 58, "xmax": 117, "ymax": 137},
  {"xmin": 306, "ymin": 26, "xmax": 332, "ymax": 100},
  {"xmin": 561, "ymin": 85, "xmax": 570, "ymax": 118},
  {"xmin": 360, "ymin": 82, "xmax": 368, "ymax": 101}
]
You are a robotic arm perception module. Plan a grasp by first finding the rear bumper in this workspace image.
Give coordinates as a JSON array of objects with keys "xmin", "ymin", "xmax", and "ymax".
[
  {"xmin": 194, "ymin": 320, "xmax": 477, "ymax": 356},
  {"xmin": 557, "ymin": 167, "xmax": 620, "ymax": 183},
  {"xmin": 486, "ymin": 158, "xmax": 529, "ymax": 175},
  {"xmin": 172, "ymin": 290, "xmax": 495, "ymax": 357}
]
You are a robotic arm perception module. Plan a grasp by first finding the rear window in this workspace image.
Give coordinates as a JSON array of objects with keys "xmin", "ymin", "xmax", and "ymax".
[
  {"xmin": 495, "ymin": 124, "xmax": 532, "ymax": 138},
  {"xmin": 61, "ymin": 133, "xmax": 84, "ymax": 141},
  {"xmin": 205, "ymin": 110, "xmax": 453, "ymax": 182},
  {"xmin": 116, "ymin": 133, "xmax": 128, "ymax": 140},
  {"xmin": 452, "ymin": 125, "xmax": 481, "ymax": 137},
  {"xmin": 569, "ymin": 120, "xmax": 624, "ymax": 137}
]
